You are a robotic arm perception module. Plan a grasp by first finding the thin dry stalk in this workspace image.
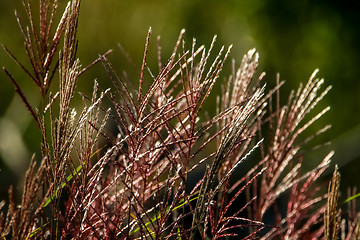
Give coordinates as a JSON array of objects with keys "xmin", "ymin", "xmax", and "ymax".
[{"xmin": 324, "ymin": 165, "xmax": 341, "ymax": 240}]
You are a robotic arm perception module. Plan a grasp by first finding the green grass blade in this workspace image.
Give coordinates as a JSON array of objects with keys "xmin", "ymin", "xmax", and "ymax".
[
  {"xmin": 43, "ymin": 163, "xmax": 84, "ymax": 208},
  {"xmin": 43, "ymin": 148, "xmax": 103, "ymax": 208},
  {"xmin": 27, "ymin": 222, "xmax": 49, "ymax": 239},
  {"xmin": 343, "ymin": 192, "xmax": 360, "ymax": 204},
  {"xmin": 129, "ymin": 195, "xmax": 198, "ymax": 236}
]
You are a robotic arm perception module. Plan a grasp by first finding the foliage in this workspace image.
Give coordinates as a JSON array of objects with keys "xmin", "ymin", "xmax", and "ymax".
[{"xmin": 0, "ymin": 0, "xmax": 359, "ymax": 239}]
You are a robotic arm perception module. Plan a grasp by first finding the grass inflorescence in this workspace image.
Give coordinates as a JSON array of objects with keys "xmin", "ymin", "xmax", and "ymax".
[{"xmin": 0, "ymin": 0, "xmax": 359, "ymax": 239}]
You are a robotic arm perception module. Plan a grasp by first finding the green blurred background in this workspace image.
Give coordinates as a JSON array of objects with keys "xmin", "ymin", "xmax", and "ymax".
[{"xmin": 0, "ymin": 0, "xmax": 360, "ymax": 200}]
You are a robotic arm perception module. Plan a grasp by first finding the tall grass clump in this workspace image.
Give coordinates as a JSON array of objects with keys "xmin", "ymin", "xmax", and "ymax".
[{"xmin": 1, "ymin": 0, "xmax": 359, "ymax": 239}]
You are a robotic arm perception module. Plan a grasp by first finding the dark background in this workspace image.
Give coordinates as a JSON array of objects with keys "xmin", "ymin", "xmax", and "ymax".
[{"xmin": 0, "ymin": 0, "xmax": 359, "ymax": 201}]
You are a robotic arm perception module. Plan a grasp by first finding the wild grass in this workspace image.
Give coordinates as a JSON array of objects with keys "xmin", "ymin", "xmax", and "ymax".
[{"xmin": 1, "ymin": 0, "xmax": 359, "ymax": 239}]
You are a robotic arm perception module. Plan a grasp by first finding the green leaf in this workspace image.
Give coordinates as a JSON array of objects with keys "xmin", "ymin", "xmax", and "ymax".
[
  {"xmin": 129, "ymin": 194, "xmax": 198, "ymax": 236},
  {"xmin": 43, "ymin": 162, "xmax": 84, "ymax": 208},
  {"xmin": 343, "ymin": 192, "xmax": 360, "ymax": 204},
  {"xmin": 43, "ymin": 148, "xmax": 103, "ymax": 208},
  {"xmin": 177, "ymin": 224, "xmax": 182, "ymax": 240},
  {"xmin": 28, "ymin": 222, "xmax": 49, "ymax": 239}
]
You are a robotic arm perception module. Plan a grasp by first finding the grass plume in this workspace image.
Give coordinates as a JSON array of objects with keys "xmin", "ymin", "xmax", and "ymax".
[{"xmin": 0, "ymin": 0, "xmax": 359, "ymax": 239}]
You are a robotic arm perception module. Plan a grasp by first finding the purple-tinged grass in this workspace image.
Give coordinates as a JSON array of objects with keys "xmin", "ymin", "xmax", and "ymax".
[{"xmin": 1, "ymin": 0, "xmax": 359, "ymax": 239}]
